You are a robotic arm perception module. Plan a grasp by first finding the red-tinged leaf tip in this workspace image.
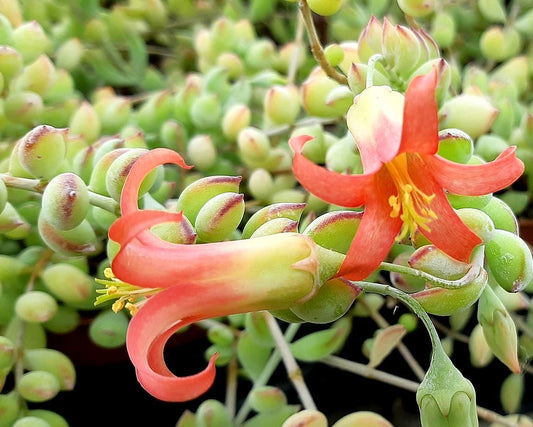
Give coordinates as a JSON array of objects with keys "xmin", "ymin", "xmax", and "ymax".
[
  {"xmin": 400, "ymin": 68, "xmax": 439, "ymax": 155},
  {"xmin": 121, "ymin": 148, "xmax": 192, "ymax": 216}
]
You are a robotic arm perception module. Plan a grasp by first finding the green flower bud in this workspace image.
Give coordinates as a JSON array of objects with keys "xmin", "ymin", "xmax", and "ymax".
[
  {"xmin": 416, "ymin": 348, "xmax": 478, "ymax": 427},
  {"xmin": 195, "ymin": 192, "xmax": 245, "ymax": 242},
  {"xmin": 15, "ymin": 291, "xmax": 57, "ymax": 323},
  {"xmin": 0, "ymin": 46, "xmax": 23, "ymax": 83},
  {"xmin": 264, "ymin": 84, "xmax": 300, "ymax": 125},
  {"xmin": 383, "ymin": 20, "xmax": 422, "ymax": 76},
  {"xmin": 196, "ymin": 399, "xmax": 233, "ymax": 427},
  {"xmin": 397, "ymin": 0, "xmax": 436, "ymax": 17},
  {"xmin": 38, "ymin": 216, "xmax": 100, "ymax": 256},
  {"xmin": 17, "ymin": 370, "xmax": 60, "ymax": 402},
  {"xmin": 4, "ymin": 90, "xmax": 43, "ymax": 126},
  {"xmin": 469, "ymin": 323, "xmax": 494, "ymax": 368},
  {"xmin": 332, "ymin": 411, "xmax": 393, "ymax": 427},
  {"xmin": 281, "ymin": 409, "xmax": 328, "ymax": 427},
  {"xmin": 477, "ymin": 285, "xmax": 521, "ymax": 373},
  {"xmin": 500, "ymin": 373, "xmax": 523, "ymax": 414},
  {"xmin": 12, "ymin": 20, "xmax": 49, "ymax": 63},
  {"xmin": 41, "ymin": 262, "xmax": 94, "ymax": 305},
  {"xmin": 437, "ymin": 128, "xmax": 474, "ymax": 164},
  {"xmin": 41, "ymin": 173, "xmax": 89, "ymax": 231},
  {"xmin": 290, "ymin": 277, "xmax": 360, "ymax": 324},
  {"xmin": 439, "ymin": 93, "xmax": 498, "ymax": 139},
  {"xmin": 249, "ymin": 386, "xmax": 287, "ymax": 414},
  {"xmin": 88, "ymin": 309, "xmax": 128, "ymax": 349},
  {"xmin": 485, "ymin": 229, "xmax": 533, "ymax": 292},
  {"xmin": 69, "ymin": 101, "xmax": 101, "ymax": 143}
]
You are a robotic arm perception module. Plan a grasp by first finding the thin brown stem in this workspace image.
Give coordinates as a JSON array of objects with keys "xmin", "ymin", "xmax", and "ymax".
[{"xmin": 298, "ymin": 0, "xmax": 347, "ymax": 85}]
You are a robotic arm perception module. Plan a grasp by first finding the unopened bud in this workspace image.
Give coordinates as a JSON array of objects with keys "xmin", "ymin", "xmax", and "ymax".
[
  {"xmin": 249, "ymin": 386, "xmax": 287, "ymax": 413},
  {"xmin": 222, "ymin": 103, "xmax": 251, "ymax": 141},
  {"xmin": 186, "ymin": 134, "xmax": 217, "ymax": 172},
  {"xmin": 237, "ymin": 126, "xmax": 271, "ymax": 166},
  {"xmin": 477, "ymin": 285, "xmax": 521, "ymax": 373}
]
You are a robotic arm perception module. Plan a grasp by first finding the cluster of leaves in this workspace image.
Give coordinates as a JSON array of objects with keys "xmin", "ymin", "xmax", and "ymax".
[{"xmin": 0, "ymin": 0, "xmax": 533, "ymax": 426}]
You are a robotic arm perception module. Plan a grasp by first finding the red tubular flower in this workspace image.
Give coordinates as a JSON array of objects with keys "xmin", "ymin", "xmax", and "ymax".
[
  {"xmin": 290, "ymin": 68, "xmax": 524, "ymax": 281},
  {"xmin": 104, "ymin": 148, "xmax": 341, "ymax": 402}
]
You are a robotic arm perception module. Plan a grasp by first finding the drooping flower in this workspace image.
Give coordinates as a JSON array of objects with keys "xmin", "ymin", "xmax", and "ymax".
[
  {"xmin": 290, "ymin": 68, "xmax": 524, "ymax": 281},
  {"xmin": 100, "ymin": 148, "xmax": 344, "ymax": 402}
]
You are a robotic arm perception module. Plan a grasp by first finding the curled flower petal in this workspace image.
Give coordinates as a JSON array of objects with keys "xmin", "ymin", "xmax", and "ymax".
[{"xmin": 424, "ymin": 147, "xmax": 524, "ymax": 196}]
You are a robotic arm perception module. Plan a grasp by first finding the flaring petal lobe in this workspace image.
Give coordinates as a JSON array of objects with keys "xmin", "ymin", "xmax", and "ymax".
[
  {"xmin": 290, "ymin": 135, "xmax": 373, "ymax": 207},
  {"xmin": 423, "ymin": 147, "xmax": 524, "ymax": 196}
]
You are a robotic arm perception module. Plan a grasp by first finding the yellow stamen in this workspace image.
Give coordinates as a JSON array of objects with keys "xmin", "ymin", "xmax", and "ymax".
[
  {"xmin": 95, "ymin": 270, "xmax": 163, "ymax": 316},
  {"xmin": 385, "ymin": 153, "xmax": 437, "ymax": 242}
]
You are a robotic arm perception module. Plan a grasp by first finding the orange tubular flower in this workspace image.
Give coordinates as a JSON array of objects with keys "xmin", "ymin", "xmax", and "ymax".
[
  {"xmin": 290, "ymin": 68, "xmax": 524, "ymax": 281},
  {"xmin": 103, "ymin": 148, "xmax": 342, "ymax": 402}
]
